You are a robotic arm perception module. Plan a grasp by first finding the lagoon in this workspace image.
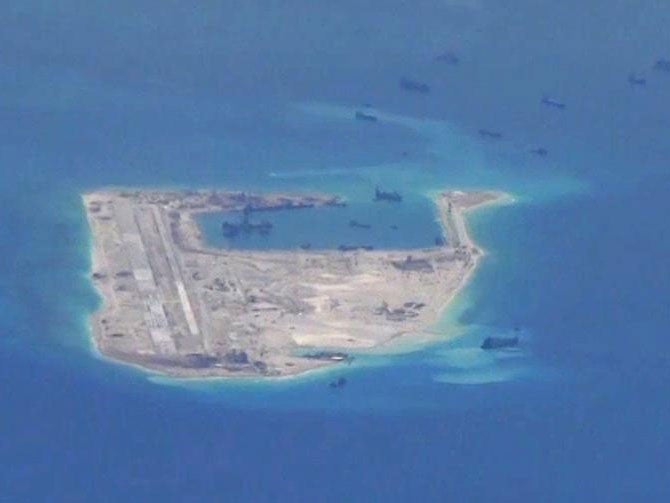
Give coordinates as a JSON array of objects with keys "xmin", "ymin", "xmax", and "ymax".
[{"xmin": 197, "ymin": 196, "xmax": 445, "ymax": 251}]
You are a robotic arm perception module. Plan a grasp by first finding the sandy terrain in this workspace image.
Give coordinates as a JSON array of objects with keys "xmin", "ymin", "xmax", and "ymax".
[{"xmin": 84, "ymin": 188, "xmax": 503, "ymax": 378}]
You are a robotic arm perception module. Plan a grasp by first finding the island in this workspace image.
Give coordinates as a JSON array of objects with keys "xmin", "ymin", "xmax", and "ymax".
[{"xmin": 84, "ymin": 188, "xmax": 504, "ymax": 378}]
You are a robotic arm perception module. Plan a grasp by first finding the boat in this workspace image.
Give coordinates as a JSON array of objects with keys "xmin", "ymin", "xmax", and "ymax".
[
  {"xmin": 303, "ymin": 351, "xmax": 351, "ymax": 361},
  {"xmin": 399, "ymin": 77, "xmax": 430, "ymax": 94},
  {"xmin": 373, "ymin": 186, "xmax": 402, "ymax": 202},
  {"xmin": 355, "ymin": 110, "xmax": 378, "ymax": 122},
  {"xmin": 338, "ymin": 244, "xmax": 374, "ymax": 252},
  {"xmin": 221, "ymin": 205, "xmax": 273, "ymax": 238},
  {"xmin": 435, "ymin": 51, "xmax": 460, "ymax": 65},
  {"xmin": 480, "ymin": 336, "xmax": 519, "ymax": 350},
  {"xmin": 329, "ymin": 377, "xmax": 347, "ymax": 389},
  {"xmin": 478, "ymin": 129, "xmax": 503, "ymax": 139},
  {"xmin": 349, "ymin": 219, "xmax": 371, "ymax": 229},
  {"xmin": 541, "ymin": 96, "xmax": 566, "ymax": 110},
  {"xmin": 654, "ymin": 59, "xmax": 670, "ymax": 72},
  {"xmin": 221, "ymin": 222, "xmax": 241, "ymax": 238}
]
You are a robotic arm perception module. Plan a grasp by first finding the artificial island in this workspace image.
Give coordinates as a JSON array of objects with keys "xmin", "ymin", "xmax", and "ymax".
[{"xmin": 84, "ymin": 188, "xmax": 503, "ymax": 378}]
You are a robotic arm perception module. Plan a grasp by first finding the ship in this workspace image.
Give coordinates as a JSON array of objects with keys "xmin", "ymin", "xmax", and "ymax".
[
  {"xmin": 399, "ymin": 77, "xmax": 430, "ymax": 94},
  {"xmin": 221, "ymin": 205, "xmax": 273, "ymax": 238},
  {"xmin": 338, "ymin": 244, "xmax": 374, "ymax": 252},
  {"xmin": 480, "ymin": 336, "xmax": 519, "ymax": 350},
  {"xmin": 530, "ymin": 147, "xmax": 548, "ymax": 157},
  {"xmin": 349, "ymin": 219, "xmax": 371, "ymax": 229},
  {"xmin": 373, "ymin": 186, "xmax": 403, "ymax": 202},
  {"xmin": 541, "ymin": 96, "xmax": 566, "ymax": 110},
  {"xmin": 355, "ymin": 110, "xmax": 378, "ymax": 122},
  {"xmin": 329, "ymin": 377, "xmax": 347, "ymax": 389},
  {"xmin": 303, "ymin": 351, "xmax": 351, "ymax": 361},
  {"xmin": 478, "ymin": 129, "xmax": 503, "ymax": 140},
  {"xmin": 221, "ymin": 222, "xmax": 241, "ymax": 238},
  {"xmin": 654, "ymin": 58, "xmax": 670, "ymax": 72},
  {"xmin": 435, "ymin": 51, "xmax": 460, "ymax": 65}
]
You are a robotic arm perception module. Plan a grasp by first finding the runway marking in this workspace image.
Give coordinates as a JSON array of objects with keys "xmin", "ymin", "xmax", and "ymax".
[{"xmin": 151, "ymin": 206, "xmax": 200, "ymax": 337}]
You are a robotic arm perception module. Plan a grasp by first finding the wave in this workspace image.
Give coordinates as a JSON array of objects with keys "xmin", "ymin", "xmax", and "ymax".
[
  {"xmin": 267, "ymin": 168, "xmax": 364, "ymax": 180},
  {"xmin": 430, "ymin": 328, "xmax": 535, "ymax": 385}
]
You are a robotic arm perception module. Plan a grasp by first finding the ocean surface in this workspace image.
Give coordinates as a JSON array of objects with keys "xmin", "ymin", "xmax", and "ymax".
[{"xmin": 1, "ymin": 1, "xmax": 670, "ymax": 501}]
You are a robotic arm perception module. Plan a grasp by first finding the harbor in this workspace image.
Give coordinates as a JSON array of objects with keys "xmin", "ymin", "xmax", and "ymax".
[{"xmin": 198, "ymin": 193, "xmax": 444, "ymax": 251}]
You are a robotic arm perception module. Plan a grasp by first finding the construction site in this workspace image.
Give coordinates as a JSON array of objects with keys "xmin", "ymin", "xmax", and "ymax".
[{"xmin": 84, "ymin": 188, "xmax": 501, "ymax": 378}]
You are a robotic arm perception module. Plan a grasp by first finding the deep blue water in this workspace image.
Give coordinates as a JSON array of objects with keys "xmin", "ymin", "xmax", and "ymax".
[
  {"xmin": 198, "ymin": 196, "xmax": 444, "ymax": 250},
  {"xmin": 2, "ymin": 1, "xmax": 670, "ymax": 501}
]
